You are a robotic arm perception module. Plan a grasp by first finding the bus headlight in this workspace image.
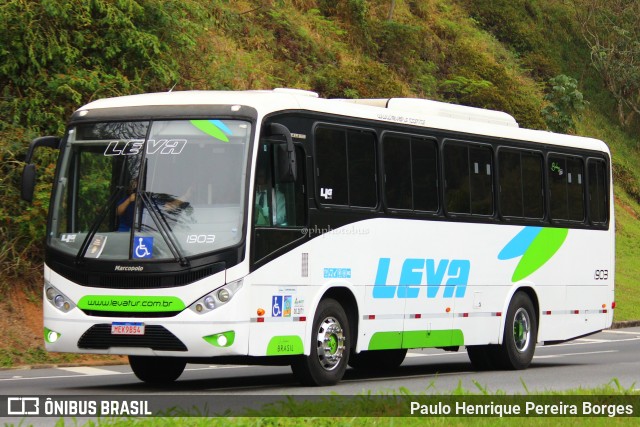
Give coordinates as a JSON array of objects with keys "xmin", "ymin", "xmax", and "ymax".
[
  {"xmin": 203, "ymin": 295, "xmax": 216, "ymax": 310},
  {"xmin": 190, "ymin": 279, "xmax": 243, "ymax": 314},
  {"xmin": 44, "ymin": 281, "xmax": 76, "ymax": 313},
  {"xmin": 217, "ymin": 288, "xmax": 230, "ymax": 303}
]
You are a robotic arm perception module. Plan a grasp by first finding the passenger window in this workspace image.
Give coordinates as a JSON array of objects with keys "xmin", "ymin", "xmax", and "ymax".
[
  {"xmin": 315, "ymin": 126, "xmax": 377, "ymax": 208},
  {"xmin": 499, "ymin": 149, "xmax": 543, "ymax": 218},
  {"xmin": 444, "ymin": 143, "xmax": 470, "ymax": 214},
  {"xmin": 588, "ymin": 159, "xmax": 608, "ymax": 224},
  {"xmin": 444, "ymin": 141, "xmax": 493, "ymax": 215},
  {"xmin": 549, "ymin": 155, "xmax": 584, "ymax": 221},
  {"xmin": 383, "ymin": 134, "xmax": 438, "ymax": 212},
  {"xmin": 383, "ymin": 134, "xmax": 412, "ymax": 210}
]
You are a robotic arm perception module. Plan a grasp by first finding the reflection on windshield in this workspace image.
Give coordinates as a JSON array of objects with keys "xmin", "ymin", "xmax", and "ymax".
[{"xmin": 49, "ymin": 119, "xmax": 251, "ymax": 261}]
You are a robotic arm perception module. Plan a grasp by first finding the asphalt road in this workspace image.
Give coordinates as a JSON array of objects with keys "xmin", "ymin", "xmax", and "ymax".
[{"xmin": 1, "ymin": 326, "xmax": 639, "ymax": 397}]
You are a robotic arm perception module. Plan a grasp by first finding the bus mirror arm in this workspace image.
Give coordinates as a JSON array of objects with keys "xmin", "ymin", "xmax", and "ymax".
[
  {"xmin": 269, "ymin": 123, "xmax": 297, "ymax": 182},
  {"xmin": 21, "ymin": 136, "xmax": 61, "ymax": 202}
]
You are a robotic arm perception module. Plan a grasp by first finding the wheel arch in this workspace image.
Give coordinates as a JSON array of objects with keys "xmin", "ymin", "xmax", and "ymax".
[{"xmin": 318, "ymin": 286, "xmax": 359, "ymax": 354}]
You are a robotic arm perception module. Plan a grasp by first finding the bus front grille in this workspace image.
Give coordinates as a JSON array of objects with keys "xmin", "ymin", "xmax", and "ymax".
[{"xmin": 78, "ymin": 324, "xmax": 187, "ymax": 351}]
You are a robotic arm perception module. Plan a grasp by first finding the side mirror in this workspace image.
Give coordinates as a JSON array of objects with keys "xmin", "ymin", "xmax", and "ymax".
[
  {"xmin": 269, "ymin": 123, "xmax": 297, "ymax": 182},
  {"xmin": 21, "ymin": 136, "xmax": 61, "ymax": 202},
  {"xmin": 21, "ymin": 164, "xmax": 36, "ymax": 202}
]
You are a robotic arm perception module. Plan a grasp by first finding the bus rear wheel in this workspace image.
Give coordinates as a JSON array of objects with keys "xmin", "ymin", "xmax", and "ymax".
[
  {"xmin": 495, "ymin": 292, "xmax": 538, "ymax": 370},
  {"xmin": 349, "ymin": 349, "xmax": 407, "ymax": 372},
  {"xmin": 129, "ymin": 355, "xmax": 186, "ymax": 384},
  {"xmin": 291, "ymin": 298, "xmax": 350, "ymax": 386}
]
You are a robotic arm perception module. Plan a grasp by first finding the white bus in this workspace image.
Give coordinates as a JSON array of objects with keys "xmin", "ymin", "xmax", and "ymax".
[{"xmin": 22, "ymin": 89, "xmax": 614, "ymax": 386}]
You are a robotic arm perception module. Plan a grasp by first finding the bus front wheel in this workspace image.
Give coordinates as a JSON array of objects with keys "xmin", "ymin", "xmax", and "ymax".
[
  {"xmin": 291, "ymin": 298, "xmax": 350, "ymax": 386},
  {"xmin": 129, "ymin": 355, "xmax": 186, "ymax": 384},
  {"xmin": 495, "ymin": 292, "xmax": 538, "ymax": 370}
]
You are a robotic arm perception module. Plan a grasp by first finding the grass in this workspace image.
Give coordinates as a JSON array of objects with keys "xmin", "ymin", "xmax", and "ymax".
[
  {"xmin": 613, "ymin": 192, "xmax": 640, "ymax": 321},
  {"xmin": 23, "ymin": 380, "xmax": 638, "ymax": 426}
]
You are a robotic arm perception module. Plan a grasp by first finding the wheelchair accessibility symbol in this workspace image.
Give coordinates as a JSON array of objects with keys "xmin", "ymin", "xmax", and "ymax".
[
  {"xmin": 272, "ymin": 295, "xmax": 283, "ymax": 317},
  {"xmin": 133, "ymin": 236, "xmax": 153, "ymax": 259}
]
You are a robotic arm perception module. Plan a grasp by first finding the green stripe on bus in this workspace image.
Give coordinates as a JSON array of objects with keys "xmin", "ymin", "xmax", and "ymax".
[
  {"xmin": 368, "ymin": 329, "xmax": 464, "ymax": 350},
  {"xmin": 267, "ymin": 335, "xmax": 304, "ymax": 355},
  {"xmin": 77, "ymin": 295, "xmax": 185, "ymax": 312}
]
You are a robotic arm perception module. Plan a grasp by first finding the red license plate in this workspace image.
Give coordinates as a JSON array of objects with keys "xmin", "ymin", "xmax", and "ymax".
[{"xmin": 111, "ymin": 322, "xmax": 145, "ymax": 335}]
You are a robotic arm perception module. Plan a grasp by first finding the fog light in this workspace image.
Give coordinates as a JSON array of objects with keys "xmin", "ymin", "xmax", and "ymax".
[
  {"xmin": 217, "ymin": 334, "xmax": 228, "ymax": 346},
  {"xmin": 44, "ymin": 327, "xmax": 61, "ymax": 343},
  {"xmin": 203, "ymin": 330, "xmax": 235, "ymax": 347}
]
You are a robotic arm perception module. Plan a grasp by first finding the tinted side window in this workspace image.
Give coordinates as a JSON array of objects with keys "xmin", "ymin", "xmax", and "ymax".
[
  {"xmin": 412, "ymin": 138, "xmax": 439, "ymax": 212},
  {"xmin": 316, "ymin": 127, "xmax": 348, "ymax": 205},
  {"xmin": 469, "ymin": 145, "xmax": 493, "ymax": 215},
  {"xmin": 444, "ymin": 143, "xmax": 470, "ymax": 214},
  {"xmin": 445, "ymin": 142, "xmax": 493, "ymax": 215},
  {"xmin": 315, "ymin": 126, "xmax": 377, "ymax": 208},
  {"xmin": 499, "ymin": 149, "xmax": 543, "ymax": 218},
  {"xmin": 499, "ymin": 150, "xmax": 522, "ymax": 217},
  {"xmin": 522, "ymin": 153, "xmax": 544, "ymax": 218},
  {"xmin": 567, "ymin": 157, "xmax": 585, "ymax": 221},
  {"xmin": 383, "ymin": 134, "xmax": 438, "ymax": 212},
  {"xmin": 348, "ymin": 131, "xmax": 377, "ymax": 208},
  {"xmin": 549, "ymin": 155, "xmax": 585, "ymax": 221},
  {"xmin": 549, "ymin": 156, "xmax": 567, "ymax": 219},
  {"xmin": 383, "ymin": 134, "xmax": 412, "ymax": 209},
  {"xmin": 588, "ymin": 159, "xmax": 608, "ymax": 224}
]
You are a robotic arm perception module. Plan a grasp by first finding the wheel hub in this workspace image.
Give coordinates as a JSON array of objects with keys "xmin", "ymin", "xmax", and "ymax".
[
  {"xmin": 316, "ymin": 316, "xmax": 345, "ymax": 371},
  {"xmin": 513, "ymin": 307, "xmax": 531, "ymax": 352}
]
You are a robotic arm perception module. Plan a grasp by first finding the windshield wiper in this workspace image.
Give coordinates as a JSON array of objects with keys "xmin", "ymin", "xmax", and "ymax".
[
  {"xmin": 75, "ymin": 187, "xmax": 124, "ymax": 263},
  {"xmin": 139, "ymin": 191, "xmax": 190, "ymax": 267}
]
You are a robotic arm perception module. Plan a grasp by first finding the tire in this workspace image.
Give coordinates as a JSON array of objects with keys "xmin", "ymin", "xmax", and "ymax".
[
  {"xmin": 495, "ymin": 292, "xmax": 538, "ymax": 370},
  {"xmin": 129, "ymin": 355, "xmax": 186, "ymax": 384},
  {"xmin": 466, "ymin": 345, "xmax": 499, "ymax": 370},
  {"xmin": 291, "ymin": 298, "xmax": 350, "ymax": 386},
  {"xmin": 349, "ymin": 349, "xmax": 407, "ymax": 372}
]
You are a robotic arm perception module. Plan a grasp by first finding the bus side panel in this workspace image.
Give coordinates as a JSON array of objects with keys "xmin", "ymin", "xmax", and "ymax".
[{"xmin": 246, "ymin": 252, "xmax": 311, "ymax": 357}]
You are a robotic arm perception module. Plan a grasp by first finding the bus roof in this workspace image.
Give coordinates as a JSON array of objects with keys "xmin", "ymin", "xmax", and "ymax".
[{"xmin": 77, "ymin": 89, "xmax": 610, "ymax": 154}]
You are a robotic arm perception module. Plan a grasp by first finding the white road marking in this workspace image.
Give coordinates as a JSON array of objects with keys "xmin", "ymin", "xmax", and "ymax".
[
  {"xmin": 544, "ymin": 336, "xmax": 640, "ymax": 348},
  {"xmin": 0, "ymin": 371, "xmax": 130, "ymax": 381},
  {"xmin": 534, "ymin": 350, "xmax": 617, "ymax": 359},
  {"xmin": 58, "ymin": 366, "xmax": 121, "ymax": 376},
  {"xmin": 603, "ymin": 330, "xmax": 640, "ymax": 335}
]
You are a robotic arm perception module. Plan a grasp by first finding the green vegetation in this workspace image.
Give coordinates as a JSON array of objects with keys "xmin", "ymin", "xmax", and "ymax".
[
  {"xmin": 30, "ymin": 380, "xmax": 639, "ymax": 426},
  {"xmin": 0, "ymin": 1, "xmax": 638, "ymax": 321}
]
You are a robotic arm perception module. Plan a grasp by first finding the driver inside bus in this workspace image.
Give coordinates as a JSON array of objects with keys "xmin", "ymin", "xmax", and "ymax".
[
  {"xmin": 116, "ymin": 179, "xmax": 137, "ymax": 232},
  {"xmin": 255, "ymin": 165, "xmax": 287, "ymax": 226},
  {"xmin": 117, "ymin": 179, "xmax": 195, "ymax": 231}
]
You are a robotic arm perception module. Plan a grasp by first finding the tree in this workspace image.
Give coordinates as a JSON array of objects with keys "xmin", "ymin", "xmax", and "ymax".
[
  {"xmin": 541, "ymin": 75, "xmax": 586, "ymax": 134},
  {"xmin": 574, "ymin": 0, "xmax": 640, "ymax": 127}
]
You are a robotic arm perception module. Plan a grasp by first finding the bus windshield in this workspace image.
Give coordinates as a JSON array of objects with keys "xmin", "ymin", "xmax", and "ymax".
[{"xmin": 48, "ymin": 119, "xmax": 252, "ymax": 261}]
